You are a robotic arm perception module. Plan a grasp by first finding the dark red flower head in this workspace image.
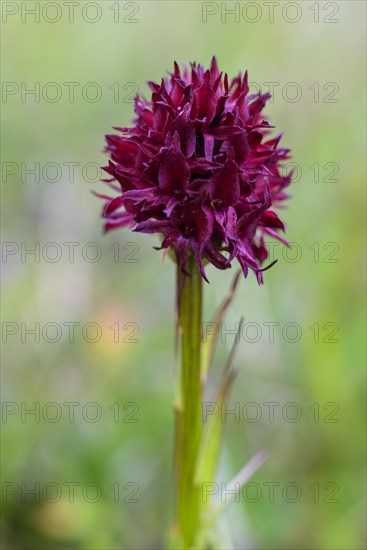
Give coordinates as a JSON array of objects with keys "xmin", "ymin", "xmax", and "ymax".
[{"xmin": 98, "ymin": 57, "xmax": 292, "ymax": 283}]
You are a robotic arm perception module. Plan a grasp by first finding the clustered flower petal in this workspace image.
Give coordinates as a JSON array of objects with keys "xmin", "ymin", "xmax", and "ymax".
[{"xmin": 98, "ymin": 57, "xmax": 292, "ymax": 283}]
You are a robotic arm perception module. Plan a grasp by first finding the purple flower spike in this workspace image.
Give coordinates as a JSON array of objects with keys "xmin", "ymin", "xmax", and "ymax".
[{"xmin": 98, "ymin": 57, "xmax": 292, "ymax": 283}]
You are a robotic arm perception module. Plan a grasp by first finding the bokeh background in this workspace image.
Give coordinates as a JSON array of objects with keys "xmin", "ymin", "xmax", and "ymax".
[{"xmin": 1, "ymin": 1, "xmax": 366, "ymax": 548}]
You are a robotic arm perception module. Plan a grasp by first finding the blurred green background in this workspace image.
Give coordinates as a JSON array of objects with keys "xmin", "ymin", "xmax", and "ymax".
[{"xmin": 1, "ymin": 1, "xmax": 366, "ymax": 548}]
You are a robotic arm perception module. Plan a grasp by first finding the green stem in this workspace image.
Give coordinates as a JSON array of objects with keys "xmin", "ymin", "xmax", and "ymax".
[{"xmin": 174, "ymin": 255, "xmax": 203, "ymax": 548}]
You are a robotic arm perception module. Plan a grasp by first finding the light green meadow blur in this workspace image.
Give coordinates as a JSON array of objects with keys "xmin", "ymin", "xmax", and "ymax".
[{"xmin": 1, "ymin": 1, "xmax": 366, "ymax": 549}]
